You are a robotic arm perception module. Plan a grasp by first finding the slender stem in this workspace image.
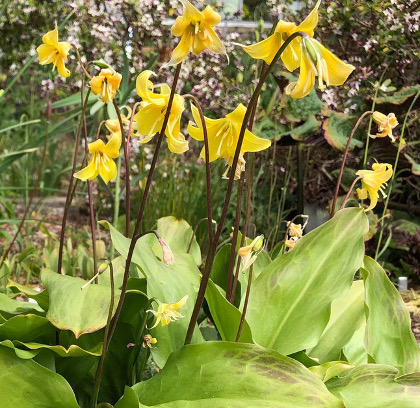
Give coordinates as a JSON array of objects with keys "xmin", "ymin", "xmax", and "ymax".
[
  {"xmin": 230, "ymin": 153, "xmax": 254, "ymax": 303},
  {"xmin": 184, "ymin": 94, "xmax": 213, "ymax": 244},
  {"xmin": 330, "ymin": 111, "xmax": 373, "ymax": 217},
  {"xmin": 91, "ymin": 261, "xmax": 114, "ymax": 408},
  {"xmin": 57, "ymin": 90, "xmax": 91, "ymax": 274},
  {"xmin": 187, "ymin": 217, "xmax": 212, "ymax": 254},
  {"xmin": 235, "ymin": 265, "xmax": 253, "ymax": 342},
  {"xmin": 375, "ymin": 90, "xmax": 420, "ymax": 260},
  {"xmin": 105, "ymin": 63, "xmax": 183, "ymax": 346},
  {"xmin": 126, "ymin": 102, "xmax": 141, "ymax": 151},
  {"xmin": 113, "ymin": 100, "xmax": 130, "ymax": 237},
  {"xmin": 71, "ymin": 44, "xmax": 92, "ymax": 80},
  {"xmin": 339, "ymin": 177, "xmax": 362, "ymax": 211},
  {"xmin": 0, "ymin": 101, "xmax": 50, "ymax": 271},
  {"xmin": 184, "ymin": 32, "xmax": 304, "ymax": 345},
  {"xmin": 226, "ymin": 176, "xmax": 244, "ymax": 300},
  {"xmin": 111, "ymin": 155, "xmax": 122, "ymax": 258},
  {"xmin": 81, "ymin": 80, "xmax": 98, "ymax": 281}
]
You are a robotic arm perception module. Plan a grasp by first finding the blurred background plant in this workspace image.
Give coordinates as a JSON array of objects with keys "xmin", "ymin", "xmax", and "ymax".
[{"xmin": 1, "ymin": 0, "xmax": 419, "ymax": 284}]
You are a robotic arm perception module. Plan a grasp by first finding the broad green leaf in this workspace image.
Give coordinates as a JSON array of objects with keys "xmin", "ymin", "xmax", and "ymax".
[
  {"xmin": 0, "ymin": 314, "xmax": 54, "ymax": 342},
  {"xmin": 41, "ymin": 268, "xmax": 120, "ymax": 338},
  {"xmin": 116, "ymin": 386, "xmax": 140, "ymax": 408},
  {"xmin": 290, "ymin": 115, "xmax": 322, "ymax": 141},
  {"xmin": 0, "ymin": 345, "xmax": 80, "ymax": 408},
  {"xmin": 361, "ymin": 256, "xmax": 420, "ymax": 374},
  {"xmin": 133, "ymin": 342, "xmax": 344, "ymax": 407},
  {"xmin": 51, "ymin": 91, "xmax": 97, "ymax": 109},
  {"xmin": 308, "ymin": 280, "xmax": 365, "ymax": 362},
  {"xmin": 144, "ymin": 216, "xmax": 201, "ymax": 265},
  {"xmin": 0, "ymin": 292, "xmax": 44, "ymax": 316},
  {"xmin": 326, "ymin": 364, "xmax": 420, "ymax": 408},
  {"xmin": 205, "ymin": 279, "xmax": 253, "ymax": 343},
  {"xmin": 7, "ymin": 280, "xmax": 49, "ymax": 310},
  {"xmin": 0, "ymin": 340, "xmax": 39, "ymax": 359},
  {"xmin": 101, "ymin": 221, "xmax": 203, "ymax": 368},
  {"xmin": 282, "ymin": 85, "xmax": 325, "ymax": 122},
  {"xmin": 246, "ymin": 208, "xmax": 368, "ymax": 355},
  {"xmin": 404, "ymin": 153, "xmax": 420, "ymax": 176},
  {"xmin": 322, "ymin": 111, "xmax": 364, "ymax": 151},
  {"xmin": 375, "ymin": 85, "xmax": 420, "ymax": 105},
  {"xmin": 310, "ymin": 361, "xmax": 354, "ymax": 383},
  {"xmin": 342, "ymin": 319, "xmax": 368, "ymax": 365}
]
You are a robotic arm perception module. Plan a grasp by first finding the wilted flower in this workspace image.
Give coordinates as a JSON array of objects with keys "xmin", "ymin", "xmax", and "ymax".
[
  {"xmin": 37, "ymin": 22, "xmax": 71, "ymax": 78},
  {"xmin": 74, "ymin": 133, "xmax": 121, "ymax": 184},
  {"xmin": 238, "ymin": 235, "xmax": 264, "ymax": 272},
  {"xmin": 134, "ymin": 70, "xmax": 188, "ymax": 154},
  {"xmin": 142, "ymin": 334, "xmax": 157, "ymax": 349},
  {"xmin": 187, "ymin": 103, "xmax": 271, "ymax": 179},
  {"xmin": 356, "ymin": 163, "xmax": 393, "ymax": 211},
  {"xmin": 147, "ymin": 296, "xmax": 188, "ymax": 329},
  {"xmin": 285, "ymin": 237, "xmax": 298, "ymax": 250},
  {"xmin": 90, "ymin": 68, "xmax": 122, "ymax": 103},
  {"xmin": 287, "ymin": 222, "xmax": 303, "ymax": 238},
  {"xmin": 157, "ymin": 236, "xmax": 174, "ymax": 265},
  {"xmin": 371, "ymin": 112, "xmax": 398, "ymax": 142},
  {"xmin": 167, "ymin": 0, "xmax": 226, "ymax": 66}
]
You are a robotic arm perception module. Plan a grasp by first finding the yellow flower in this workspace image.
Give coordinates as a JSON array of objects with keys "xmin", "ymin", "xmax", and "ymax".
[
  {"xmin": 147, "ymin": 295, "xmax": 188, "ymax": 329},
  {"xmin": 105, "ymin": 107, "xmax": 133, "ymax": 136},
  {"xmin": 142, "ymin": 334, "xmax": 157, "ymax": 349},
  {"xmin": 36, "ymin": 22, "xmax": 71, "ymax": 78},
  {"xmin": 287, "ymin": 222, "xmax": 303, "ymax": 238},
  {"xmin": 74, "ymin": 133, "xmax": 121, "ymax": 184},
  {"xmin": 238, "ymin": 235, "xmax": 264, "ymax": 272},
  {"xmin": 167, "ymin": 0, "xmax": 226, "ymax": 66},
  {"xmin": 371, "ymin": 112, "xmax": 398, "ymax": 142},
  {"xmin": 187, "ymin": 103, "xmax": 271, "ymax": 179},
  {"xmin": 285, "ymin": 237, "xmax": 298, "ymax": 251},
  {"xmin": 90, "ymin": 68, "xmax": 122, "ymax": 103},
  {"xmin": 241, "ymin": 0, "xmax": 321, "ymax": 70},
  {"xmin": 134, "ymin": 70, "xmax": 188, "ymax": 154},
  {"xmin": 285, "ymin": 37, "xmax": 355, "ymax": 99},
  {"xmin": 356, "ymin": 163, "xmax": 393, "ymax": 211}
]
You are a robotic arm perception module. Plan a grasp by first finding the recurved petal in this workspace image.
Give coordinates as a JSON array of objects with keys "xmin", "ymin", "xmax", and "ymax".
[
  {"xmin": 225, "ymin": 103, "xmax": 246, "ymax": 125},
  {"xmin": 364, "ymin": 186, "xmax": 378, "ymax": 211},
  {"xmin": 74, "ymin": 156, "xmax": 98, "ymax": 181},
  {"xmin": 242, "ymin": 129, "xmax": 271, "ymax": 153},
  {"xmin": 37, "ymin": 44, "xmax": 57, "ymax": 65},
  {"xmin": 42, "ymin": 23, "xmax": 59, "ymax": 46},
  {"xmin": 57, "ymin": 41, "xmax": 71, "ymax": 58},
  {"xmin": 171, "ymin": 16, "xmax": 189, "ymax": 36},
  {"xmin": 319, "ymin": 42, "xmax": 355, "ymax": 86},
  {"xmin": 90, "ymin": 76, "xmax": 104, "ymax": 95},
  {"xmin": 286, "ymin": 51, "xmax": 316, "ymax": 99},
  {"xmin": 55, "ymin": 57, "xmax": 71, "ymax": 78},
  {"xmin": 202, "ymin": 5, "xmax": 221, "ymax": 26},
  {"xmin": 99, "ymin": 155, "xmax": 117, "ymax": 184},
  {"xmin": 296, "ymin": 0, "xmax": 321, "ymax": 36},
  {"xmin": 88, "ymin": 139, "xmax": 106, "ymax": 154},
  {"xmin": 242, "ymin": 33, "xmax": 282, "ymax": 65},
  {"xmin": 103, "ymin": 133, "xmax": 122, "ymax": 158},
  {"xmin": 167, "ymin": 30, "xmax": 194, "ymax": 66},
  {"xmin": 204, "ymin": 26, "xmax": 226, "ymax": 55},
  {"xmin": 136, "ymin": 70, "xmax": 159, "ymax": 103},
  {"xmin": 281, "ymin": 37, "xmax": 302, "ymax": 72},
  {"xmin": 134, "ymin": 104, "xmax": 163, "ymax": 138},
  {"xmin": 180, "ymin": 0, "xmax": 203, "ymax": 21},
  {"xmin": 167, "ymin": 132, "xmax": 189, "ymax": 154}
]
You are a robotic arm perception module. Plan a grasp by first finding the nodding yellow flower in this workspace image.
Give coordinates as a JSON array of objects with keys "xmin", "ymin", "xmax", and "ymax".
[
  {"xmin": 147, "ymin": 296, "xmax": 188, "ymax": 329},
  {"xmin": 90, "ymin": 68, "xmax": 122, "ymax": 103},
  {"xmin": 36, "ymin": 22, "xmax": 71, "ymax": 78},
  {"xmin": 238, "ymin": 235, "xmax": 264, "ymax": 272},
  {"xmin": 241, "ymin": 0, "xmax": 321, "ymax": 70},
  {"xmin": 167, "ymin": 0, "xmax": 226, "ymax": 66},
  {"xmin": 134, "ymin": 70, "xmax": 188, "ymax": 154},
  {"xmin": 371, "ymin": 112, "xmax": 398, "ymax": 142},
  {"xmin": 187, "ymin": 103, "xmax": 271, "ymax": 179},
  {"xmin": 74, "ymin": 133, "xmax": 121, "ymax": 184},
  {"xmin": 285, "ymin": 37, "xmax": 355, "ymax": 99},
  {"xmin": 105, "ymin": 107, "xmax": 133, "ymax": 136},
  {"xmin": 287, "ymin": 222, "xmax": 303, "ymax": 238},
  {"xmin": 356, "ymin": 163, "xmax": 393, "ymax": 211},
  {"xmin": 142, "ymin": 334, "xmax": 157, "ymax": 349}
]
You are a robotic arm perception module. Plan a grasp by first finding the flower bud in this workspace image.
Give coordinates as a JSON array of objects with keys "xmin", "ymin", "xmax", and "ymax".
[{"xmin": 158, "ymin": 237, "xmax": 174, "ymax": 266}]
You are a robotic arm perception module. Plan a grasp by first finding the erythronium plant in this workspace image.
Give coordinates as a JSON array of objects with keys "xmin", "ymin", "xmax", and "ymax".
[{"xmin": 2, "ymin": 2, "xmax": 419, "ymax": 408}]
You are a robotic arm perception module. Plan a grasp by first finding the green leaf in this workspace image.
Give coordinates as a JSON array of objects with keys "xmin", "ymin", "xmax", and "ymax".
[
  {"xmin": 7, "ymin": 280, "xmax": 49, "ymax": 310},
  {"xmin": 41, "ymin": 268, "xmax": 120, "ymax": 338},
  {"xmin": 0, "ymin": 314, "xmax": 54, "ymax": 342},
  {"xmin": 322, "ymin": 111, "xmax": 364, "ymax": 151},
  {"xmin": 205, "ymin": 279, "xmax": 253, "ymax": 343},
  {"xmin": 375, "ymin": 85, "xmax": 420, "ymax": 105},
  {"xmin": 361, "ymin": 256, "xmax": 420, "ymax": 374},
  {"xmin": 282, "ymin": 85, "xmax": 325, "ymax": 122},
  {"xmin": 0, "ymin": 293, "xmax": 44, "ymax": 316},
  {"xmin": 246, "ymin": 208, "xmax": 368, "ymax": 355},
  {"xmin": 133, "ymin": 342, "xmax": 344, "ymax": 407},
  {"xmin": 51, "ymin": 91, "xmax": 97, "ymax": 109},
  {"xmin": 342, "ymin": 320, "xmax": 368, "ymax": 365},
  {"xmin": 115, "ymin": 386, "xmax": 140, "ymax": 408},
  {"xmin": 310, "ymin": 361, "xmax": 354, "ymax": 383},
  {"xmin": 308, "ymin": 280, "xmax": 365, "ymax": 363},
  {"xmin": 404, "ymin": 153, "xmax": 420, "ymax": 176},
  {"xmin": 290, "ymin": 115, "xmax": 322, "ymax": 141},
  {"xmin": 0, "ymin": 345, "xmax": 80, "ymax": 408},
  {"xmin": 326, "ymin": 364, "xmax": 420, "ymax": 408},
  {"xmin": 101, "ymin": 221, "xmax": 203, "ymax": 367}
]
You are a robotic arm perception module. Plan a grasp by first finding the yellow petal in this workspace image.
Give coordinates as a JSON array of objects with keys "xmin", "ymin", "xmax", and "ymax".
[
  {"xmin": 242, "ymin": 33, "xmax": 282, "ymax": 65},
  {"xmin": 167, "ymin": 29, "xmax": 194, "ymax": 66},
  {"xmin": 319, "ymin": 41, "xmax": 355, "ymax": 86},
  {"xmin": 88, "ymin": 139, "xmax": 106, "ymax": 154},
  {"xmin": 180, "ymin": 0, "xmax": 203, "ymax": 21},
  {"xmin": 103, "ymin": 133, "xmax": 121, "ymax": 158},
  {"xmin": 281, "ymin": 37, "xmax": 302, "ymax": 72},
  {"xmin": 89, "ymin": 76, "xmax": 104, "ymax": 96},
  {"xmin": 57, "ymin": 41, "xmax": 71, "ymax": 58},
  {"xmin": 171, "ymin": 16, "xmax": 189, "ymax": 36},
  {"xmin": 202, "ymin": 26, "xmax": 226, "ymax": 55},
  {"xmin": 356, "ymin": 188, "xmax": 368, "ymax": 200},
  {"xmin": 242, "ymin": 129, "xmax": 271, "ymax": 152},
  {"xmin": 286, "ymin": 50, "xmax": 316, "ymax": 99},
  {"xmin": 296, "ymin": 0, "xmax": 321, "ymax": 36},
  {"xmin": 55, "ymin": 57, "xmax": 70, "ymax": 78},
  {"xmin": 167, "ymin": 132, "xmax": 189, "ymax": 154},
  {"xmin": 134, "ymin": 103, "xmax": 163, "ymax": 138},
  {"xmin": 171, "ymin": 295, "xmax": 188, "ymax": 310},
  {"xmin": 74, "ymin": 156, "xmax": 98, "ymax": 181},
  {"xmin": 42, "ymin": 23, "xmax": 59, "ymax": 46},
  {"xmin": 136, "ymin": 71, "xmax": 166, "ymax": 104},
  {"xmin": 202, "ymin": 5, "xmax": 221, "ymax": 26},
  {"xmin": 98, "ymin": 155, "xmax": 117, "ymax": 184},
  {"xmin": 37, "ymin": 44, "xmax": 57, "ymax": 65},
  {"xmin": 225, "ymin": 103, "xmax": 246, "ymax": 125}
]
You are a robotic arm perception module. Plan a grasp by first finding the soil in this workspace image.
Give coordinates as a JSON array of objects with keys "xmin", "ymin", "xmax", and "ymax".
[{"xmin": 402, "ymin": 290, "xmax": 420, "ymax": 343}]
